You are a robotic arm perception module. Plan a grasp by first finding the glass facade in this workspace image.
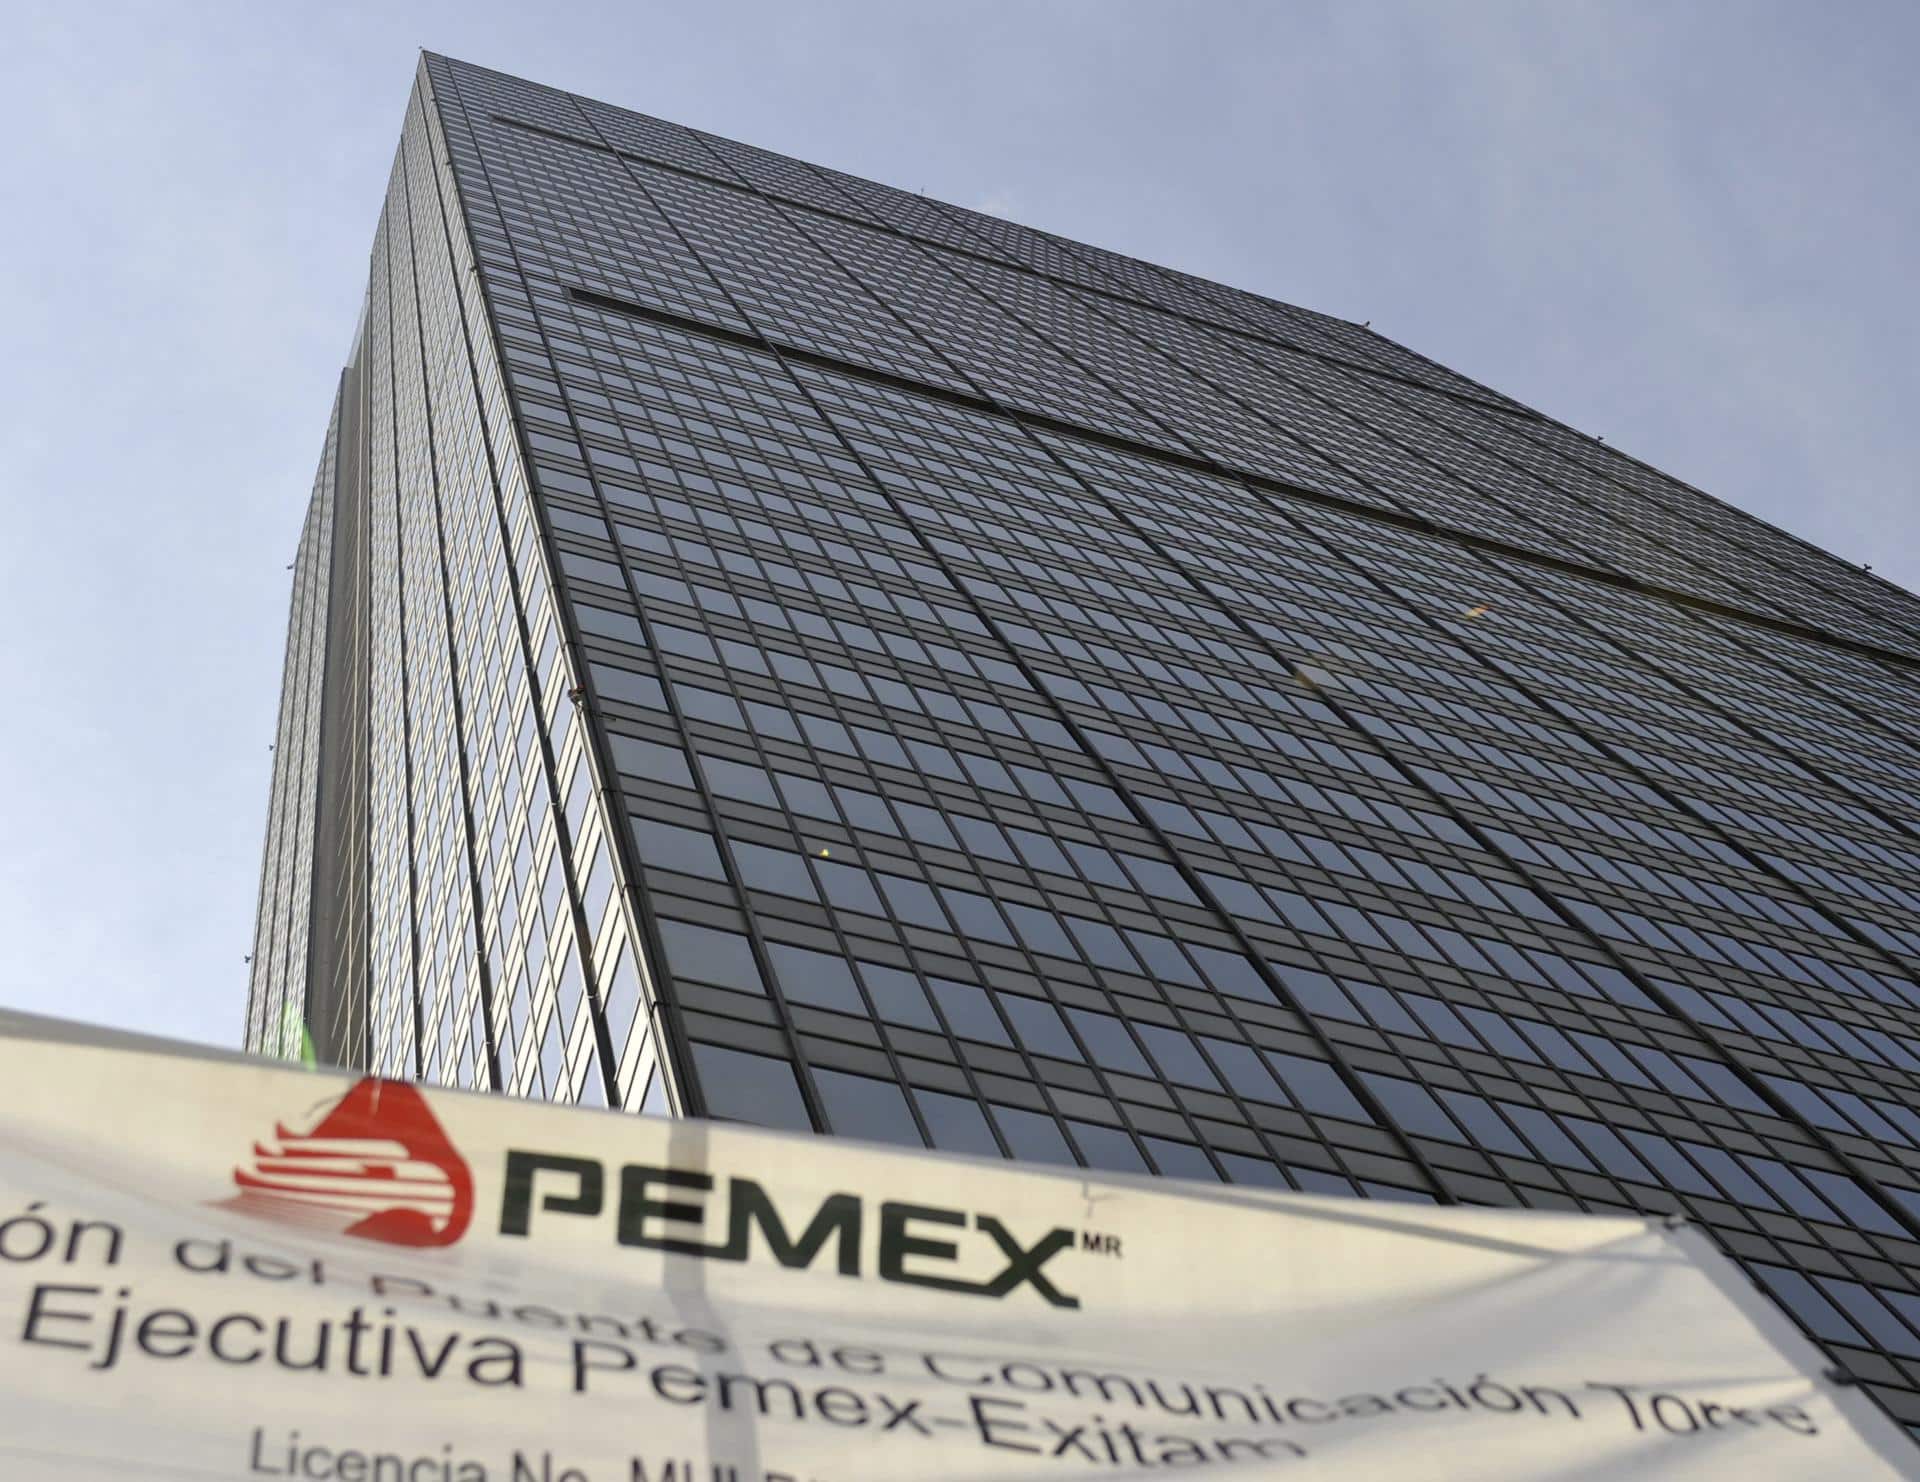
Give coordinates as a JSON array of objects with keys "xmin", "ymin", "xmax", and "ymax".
[{"xmin": 247, "ymin": 53, "xmax": 1920, "ymax": 1438}]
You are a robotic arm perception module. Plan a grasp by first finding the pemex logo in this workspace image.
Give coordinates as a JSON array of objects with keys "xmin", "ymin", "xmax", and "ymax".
[{"xmin": 223, "ymin": 1078, "xmax": 474, "ymax": 1248}]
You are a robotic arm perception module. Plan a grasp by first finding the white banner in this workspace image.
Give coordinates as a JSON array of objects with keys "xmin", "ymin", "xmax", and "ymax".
[{"xmin": 0, "ymin": 1017, "xmax": 1910, "ymax": 1478}]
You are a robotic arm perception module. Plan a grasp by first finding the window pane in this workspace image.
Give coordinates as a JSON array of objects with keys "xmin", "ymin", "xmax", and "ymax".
[
  {"xmin": 1267, "ymin": 1052, "xmax": 1368, "ymax": 1122},
  {"xmin": 1002, "ymin": 995, "xmax": 1082, "ymax": 1060},
  {"xmin": 1751, "ymin": 1265, "xmax": 1864, "ymax": 1344},
  {"xmin": 658, "ymin": 919, "xmax": 764, "ymax": 993},
  {"xmin": 631, "ymin": 818, "xmax": 726, "ymax": 879},
  {"xmin": 700, "ymin": 755, "xmax": 778, "ymax": 805},
  {"xmin": 1144, "ymin": 1137, "xmax": 1218, "ymax": 1181},
  {"xmin": 1202, "ymin": 1037, "xmax": 1286, "ymax": 1103},
  {"xmin": 1564, "ymin": 1118, "xmax": 1654, "ymax": 1183},
  {"xmin": 692, "ymin": 1043, "xmax": 812, "ymax": 1133},
  {"xmin": 1800, "ymin": 1170, "xmax": 1905, "ymax": 1237},
  {"xmin": 766, "ymin": 942, "xmax": 865, "ymax": 1015},
  {"xmin": 1817, "ymin": 1279, "xmax": 1920, "ymax": 1359},
  {"xmin": 914, "ymin": 1089, "xmax": 1002, "ymax": 1158},
  {"xmin": 1293, "ymin": 1166, "xmax": 1357, "ymax": 1197},
  {"xmin": 993, "ymin": 1105, "xmax": 1076, "ymax": 1165},
  {"xmin": 857, "ymin": 962, "xmax": 938, "ymax": 1029},
  {"xmin": 1218, "ymin": 1153, "xmax": 1289, "ymax": 1189},
  {"xmin": 1501, "ymin": 1105, "xmax": 1594, "ymax": 1171},
  {"xmin": 733, "ymin": 842, "xmax": 820, "ymax": 900},
  {"xmin": 1361, "ymin": 1075, "xmax": 1463, "ymax": 1143},
  {"xmin": 1137, "ymin": 1025, "xmax": 1220, "ymax": 1089},
  {"xmin": 815, "ymin": 1069, "xmax": 923, "ymax": 1149},
  {"xmin": 814, "ymin": 858, "xmax": 884, "ymax": 915},
  {"xmin": 929, "ymin": 978, "xmax": 1011, "ymax": 1044},
  {"xmin": 1070, "ymin": 1121, "xmax": 1148, "ymax": 1173},
  {"xmin": 610, "ymin": 735, "xmax": 693, "ymax": 788},
  {"xmin": 1189, "ymin": 946, "xmax": 1275, "ymax": 1003},
  {"xmin": 1066, "ymin": 1009, "xmax": 1151, "ymax": 1075}
]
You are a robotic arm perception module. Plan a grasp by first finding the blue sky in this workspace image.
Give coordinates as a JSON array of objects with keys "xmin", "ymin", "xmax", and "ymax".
[{"xmin": 1, "ymin": 1, "xmax": 1913, "ymax": 1050}]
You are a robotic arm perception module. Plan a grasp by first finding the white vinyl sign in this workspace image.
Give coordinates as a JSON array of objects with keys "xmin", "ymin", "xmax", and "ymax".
[{"xmin": 0, "ymin": 1022, "xmax": 1910, "ymax": 1478}]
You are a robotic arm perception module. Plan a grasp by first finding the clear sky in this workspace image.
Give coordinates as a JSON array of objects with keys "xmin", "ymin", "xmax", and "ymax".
[{"xmin": 1, "ymin": 1, "xmax": 1914, "ymax": 1051}]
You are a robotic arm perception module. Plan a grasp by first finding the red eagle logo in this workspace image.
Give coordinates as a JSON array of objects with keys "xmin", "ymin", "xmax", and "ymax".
[{"xmin": 225, "ymin": 1078, "xmax": 474, "ymax": 1248}]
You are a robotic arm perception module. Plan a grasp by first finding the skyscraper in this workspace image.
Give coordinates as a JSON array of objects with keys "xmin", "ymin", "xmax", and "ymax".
[{"xmin": 247, "ymin": 54, "xmax": 1920, "ymax": 1436}]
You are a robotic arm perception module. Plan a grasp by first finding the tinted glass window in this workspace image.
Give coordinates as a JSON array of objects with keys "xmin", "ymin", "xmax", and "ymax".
[
  {"xmin": 815, "ymin": 1069, "xmax": 922, "ymax": 1148},
  {"xmin": 692, "ymin": 1043, "xmax": 812, "ymax": 1132}
]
